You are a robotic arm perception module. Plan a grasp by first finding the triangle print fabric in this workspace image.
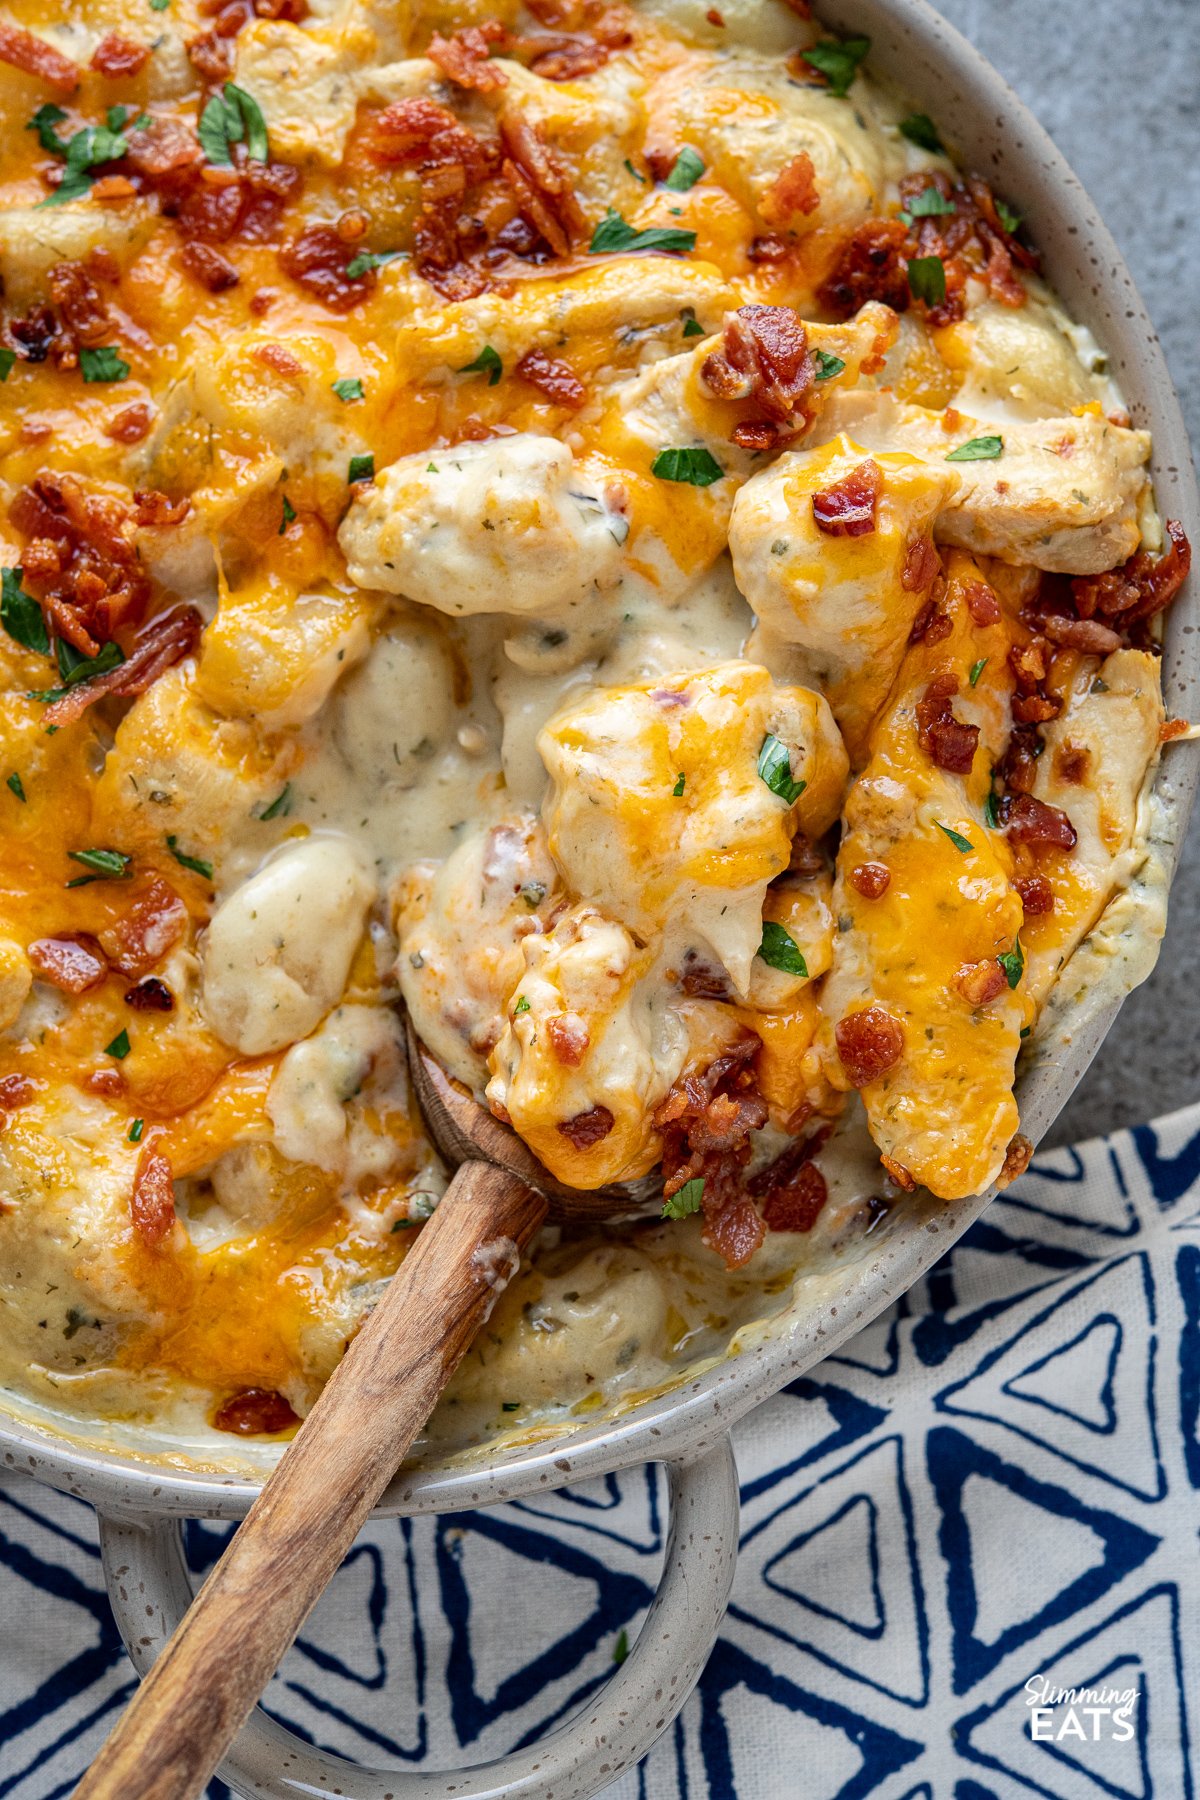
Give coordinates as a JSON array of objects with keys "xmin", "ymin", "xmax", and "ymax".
[{"xmin": 4, "ymin": 1102, "xmax": 1200, "ymax": 1800}]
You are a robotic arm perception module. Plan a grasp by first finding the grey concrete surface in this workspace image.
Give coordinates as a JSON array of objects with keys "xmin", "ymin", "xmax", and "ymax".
[{"xmin": 930, "ymin": 0, "xmax": 1200, "ymax": 1143}]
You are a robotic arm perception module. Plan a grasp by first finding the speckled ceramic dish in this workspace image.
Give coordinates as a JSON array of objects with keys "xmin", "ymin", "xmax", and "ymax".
[{"xmin": 4, "ymin": 1, "xmax": 1198, "ymax": 1795}]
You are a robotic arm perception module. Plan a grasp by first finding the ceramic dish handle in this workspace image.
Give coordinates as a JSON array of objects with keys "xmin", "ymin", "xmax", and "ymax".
[{"xmin": 94, "ymin": 1435, "xmax": 738, "ymax": 1800}]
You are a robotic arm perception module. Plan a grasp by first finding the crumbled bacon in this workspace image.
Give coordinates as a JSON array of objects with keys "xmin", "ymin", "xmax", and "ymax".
[
  {"xmin": 835, "ymin": 1006, "xmax": 905, "ymax": 1087},
  {"xmin": 547, "ymin": 1013, "xmax": 589, "ymax": 1066},
  {"xmin": 47, "ymin": 263, "xmax": 111, "ymax": 347},
  {"xmin": 0, "ymin": 20, "xmax": 78, "ymax": 89},
  {"xmin": 964, "ymin": 578, "xmax": 1001, "ymax": 625},
  {"xmin": 0, "ymin": 1075, "xmax": 34, "ymax": 1110},
  {"xmin": 955, "ymin": 958, "xmax": 1008, "ymax": 1007},
  {"xmin": 9, "ymin": 304, "xmax": 60, "ymax": 365},
  {"xmin": 1002, "ymin": 792, "xmax": 1078, "ymax": 851},
  {"xmin": 99, "ymin": 879, "xmax": 188, "ymax": 980},
  {"xmin": 1015, "ymin": 873, "xmax": 1054, "ymax": 915},
  {"xmin": 996, "ymin": 1133, "xmax": 1033, "ymax": 1188},
  {"xmin": 214, "ymin": 1388, "xmax": 300, "ymax": 1435},
  {"xmin": 748, "ymin": 233, "xmax": 789, "ymax": 264},
  {"xmin": 428, "ymin": 20, "xmax": 508, "ymax": 89},
  {"xmin": 124, "ymin": 976, "xmax": 174, "ymax": 1013},
  {"xmin": 43, "ymin": 607, "xmax": 202, "ymax": 727},
  {"xmin": 678, "ymin": 950, "xmax": 733, "ymax": 1000},
  {"xmin": 655, "ymin": 1036, "xmax": 769, "ymax": 1269},
  {"xmin": 500, "ymin": 112, "xmax": 582, "ymax": 259},
  {"xmin": 1038, "ymin": 614, "xmax": 1123, "ymax": 654},
  {"xmin": 1053, "ymin": 741, "xmax": 1091, "ymax": 785},
  {"xmin": 557, "ymin": 1105, "xmax": 615, "ymax": 1149},
  {"xmin": 278, "ymin": 222, "xmax": 368, "ymax": 312},
  {"xmin": 750, "ymin": 1140, "xmax": 829, "ymax": 1234},
  {"xmin": 364, "ymin": 96, "xmax": 503, "ymax": 298},
  {"xmin": 124, "ymin": 117, "xmax": 205, "ymax": 182},
  {"xmin": 90, "ymin": 31, "xmax": 151, "ymax": 76},
  {"xmin": 131, "ymin": 1144, "xmax": 176, "ymax": 1248},
  {"xmin": 760, "ymin": 151, "xmax": 820, "ymax": 225},
  {"xmin": 908, "ymin": 599, "xmax": 952, "ymax": 645},
  {"xmin": 818, "ymin": 218, "xmax": 910, "ymax": 317},
  {"xmin": 10, "ymin": 474, "xmax": 149, "ymax": 648},
  {"xmin": 997, "ymin": 722, "xmax": 1041, "ymax": 796},
  {"xmin": 1070, "ymin": 519, "xmax": 1191, "ymax": 633},
  {"xmin": 515, "ymin": 347, "xmax": 586, "ymax": 408},
  {"xmin": 700, "ymin": 305, "xmax": 815, "ymax": 449},
  {"xmin": 916, "ymin": 671, "xmax": 980, "ymax": 774},
  {"xmin": 812, "ymin": 459, "xmax": 882, "ymax": 537},
  {"xmin": 133, "ymin": 489, "xmax": 190, "ymax": 528},
  {"xmin": 186, "ymin": 28, "xmax": 234, "ymax": 81},
  {"xmin": 849, "ymin": 861, "xmax": 890, "ymax": 900},
  {"xmin": 182, "ymin": 241, "xmax": 240, "ymax": 292},
  {"xmin": 106, "ymin": 402, "xmax": 154, "ymax": 444},
  {"xmin": 27, "ymin": 935, "xmax": 108, "ymax": 995},
  {"xmin": 903, "ymin": 534, "xmax": 940, "ymax": 592}
]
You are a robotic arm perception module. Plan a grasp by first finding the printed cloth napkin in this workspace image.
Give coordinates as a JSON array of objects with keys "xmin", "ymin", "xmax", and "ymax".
[{"xmin": 3, "ymin": 1101, "xmax": 1199, "ymax": 1800}]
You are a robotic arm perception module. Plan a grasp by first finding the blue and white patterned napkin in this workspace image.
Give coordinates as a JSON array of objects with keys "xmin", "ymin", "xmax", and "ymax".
[{"xmin": 4, "ymin": 1102, "xmax": 1199, "ymax": 1800}]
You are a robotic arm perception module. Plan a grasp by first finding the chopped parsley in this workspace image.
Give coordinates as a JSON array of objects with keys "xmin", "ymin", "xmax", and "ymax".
[
  {"xmin": 612, "ymin": 1628, "xmax": 630, "ymax": 1665},
  {"xmin": 984, "ymin": 784, "xmax": 1000, "ymax": 830},
  {"xmin": 588, "ymin": 210, "xmax": 696, "ymax": 256},
  {"xmin": 899, "ymin": 112, "xmax": 943, "ymax": 153},
  {"xmin": 969, "ymin": 657, "xmax": 988, "ymax": 686},
  {"xmin": 996, "ymin": 199, "xmax": 1022, "ymax": 235},
  {"xmin": 664, "ymin": 146, "xmax": 705, "ymax": 191},
  {"xmin": 650, "ymin": 446, "xmax": 724, "ymax": 487},
  {"xmin": 331, "ymin": 376, "xmax": 365, "ymax": 403},
  {"xmin": 904, "ymin": 186, "xmax": 956, "ymax": 219},
  {"xmin": 30, "ymin": 638, "xmax": 124, "ymax": 704},
  {"xmin": 105, "ymin": 1029, "xmax": 131, "ymax": 1061},
  {"xmin": 199, "ymin": 82, "xmax": 269, "ymax": 167},
  {"xmin": 907, "ymin": 254, "xmax": 947, "ymax": 307},
  {"xmin": 34, "ymin": 115, "xmax": 132, "ymax": 207},
  {"xmin": 662, "ymin": 1176, "xmax": 704, "ymax": 1220},
  {"xmin": 348, "ymin": 453, "xmax": 375, "ymax": 484},
  {"xmin": 459, "ymin": 345, "xmax": 503, "ymax": 385},
  {"xmin": 345, "ymin": 248, "xmax": 401, "ymax": 279},
  {"xmin": 149, "ymin": 0, "xmax": 170, "ymax": 10},
  {"xmin": 998, "ymin": 941, "xmax": 1024, "ymax": 989},
  {"xmin": 258, "ymin": 784, "xmax": 292, "ymax": 821},
  {"xmin": 67, "ymin": 848, "xmax": 131, "ymax": 886},
  {"xmin": 623, "ymin": 157, "xmax": 646, "ymax": 183},
  {"xmin": 279, "ymin": 494, "xmax": 296, "ymax": 533},
  {"xmin": 800, "ymin": 34, "xmax": 871, "ymax": 97},
  {"xmin": 680, "ymin": 311, "xmax": 705, "ymax": 338},
  {"xmin": 128, "ymin": 1118, "xmax": 145, "ymax": 1142},
  {"xmin": 513, "ymin": 995, "xmax": 531, "ymax": 1015},
  {"xmin": 946, "ymin": 434, "xmax": 1004, "ymax": 462},
  {"xmin": 2, "ymin": 567, "xmax": 49, "ymax": 655},
  {"xmin": 107, "ymin": 105, "xmax": 149, "ymax": 133},
  {"xmin": 7, "ymin": 772, "xmax": 26, "ymax": 802},
  {"xmin": 672, "ymin": 772, "xmax": 686, "ymax": 797},
  {"xmin": 29, "ymin": 102, "xmax": 69, "ymax": 155},
  {"xmin": 0, "ymin": 349, "xmax": 14, "ymax": 382},
  {"xmin": 758, "ymin": 921, "xmax": 809, "ymax": 977},
  {"xmin": 79, "ymin": 346, "xmax": 130, "ymax": 383},
  {"xmin": 813, "ymin": 348, "xmax": 846, "ymax": 382},
  {"xmin": 757, "ymin": 733, "xmax": 806, "ymax": 805},
  {"xmin": 936, "ymin": 821, "xmax": 973, "ymax": 854},
  {"xmin": 166, "ymin": 835, "xmax": 213, "ymax": 880},
  {"xmin": 502, "ymin": 1400, "xmax": 521, "ymax": 1412}
]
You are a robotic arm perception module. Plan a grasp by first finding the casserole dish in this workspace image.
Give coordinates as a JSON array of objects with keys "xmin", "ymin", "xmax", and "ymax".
[{"xmin": 2, "ymin": 0, "xmax": 1197, "ymax": 1795}]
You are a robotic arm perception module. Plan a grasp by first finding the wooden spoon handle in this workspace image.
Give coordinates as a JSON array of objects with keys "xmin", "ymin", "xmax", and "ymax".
[{"xmin": 75, "ymin": 1161, "xmax": 546, "ymax": 1800}]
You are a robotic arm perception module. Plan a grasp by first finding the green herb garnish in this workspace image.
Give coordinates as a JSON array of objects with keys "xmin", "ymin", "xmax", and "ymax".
[
  {"xmin": 258, "ymin": 784, "xmax": 292, "ymax": 821},
  {"xmin": 588, "ymin": 210, "xmax": 696, "ymax": 256},
  {"xmin": 613, "ymin": 1628, "xmax": 630, "ymax": 1664},
  {"xmin": 907, "ymin": 255, "xmax": 946, "ymax": 306},
  {"xmin": 345, "ymin": 248, "xmax": 401, "ymax": 279},
  {"xmin": 905, "ymin": 186, "xmax": 956, "ymax": 218},
  {"xmin": 800, "ymin": 35, "xmax": 870, "ymax": 97},
  {"xmin": 166, "ymin": 836, "xmax": 213, "ymax": 880},
  {"xmin": 650, "ymin": 446, "xmax": 723, "ymax": 487},
  {"xmin": 936, "ymin": 822, "xmax": 973, "ymax": 854},
  {"xmin": 459, "ymin": 345, "xmax": 503, "ymax": 385},
  {"xmin": 105, "ymin": 1029, "xmax": 131, "ymax": 1060},
  {"xmin": 514, "ymin": 995, "xmax": 531, "ymax": 1015},
  {"xmin": 672, "ymin": 772, "xmax": 686, "ymax": 797},
  {"xmin": 998, "ymin": 941, "xmax": 1024, "ymax": 989},
  {"xmin": 79, "ymin": 346, "xmax": 130, "ymax": 383},
  {"xmin": 946, "ymin": 434, "xmax": 1004, "ymax": 462},
  {"xmin": 664, "ymin": 147, "xmax": 704, "ymax": 191},
  {"xmin": 2, "ymin": 567, "xmax": 49, "ymax": 654},
  {"xmin": 662, "ymin": 1176, "xmax": 704, "ymax": 1220},
  {"xmin": 332, "ymin": 376, "xmax": 365, "ymax": 403},
  {"xmin": 899, "ymin": 112, "xmax": 943, "ymax": 153},
  {"xmin": 0, "ymin": 349, "xmax": 14, "ymax": 383},
  {"xmin": 279, "ymin": 494, "xmax": 296, "ymax": 533},
  {"xmin": 199, "ymin": 82, "xmax": 269, "ymax": 167},
  {"xmin": 129, "ymin": 1119, "xmax": 145, "ymax": 1142},
  {"xmin": 757, "ymin": 734, "xmax": 806, "ymax": 806},
  {"xmin": 813, "ymin": 349, "xmax": 846, "ymax": 382},
  {"xmin": 348, "ymin": 453, "xmax": 375, "ymax": 484},
  {"xmin": 67, "ymin": 848, "xmax": 132, "ymax": 887},
  {"xmin": 969, "ymin": 657, "xmax": 988, "ymax": 686},
  {"xmin": 7, "ymin": 772, "xmax": 26, "ymax": 802},
  {"xmin": 758, "ymin": 921, "xmax": 809, "ymax": 977}
]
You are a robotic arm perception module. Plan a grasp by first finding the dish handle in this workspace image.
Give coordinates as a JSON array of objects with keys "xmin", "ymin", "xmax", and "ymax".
[{"xmin": 95, "ymin": 1434, "xmax": 738, "ymax": 1800}]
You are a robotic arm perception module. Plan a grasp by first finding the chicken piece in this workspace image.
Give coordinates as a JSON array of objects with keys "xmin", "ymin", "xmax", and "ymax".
[
  {"xmin": 729, "ymin": 434, "xmax": 957, "ymax": 763},
  {"xmin": 234, "ymin": 18, "xmax": 382, "ymax": 169},
  {"xmin": 819, "ymin": 552, "xmax": 1029, "ymax": 1199},
  {"xmin": 0, "ymin": 204, "xmax": 156, "ymax": 315},
  {"xmin": 814, "ymin": 391, "xmax": 1151, "ymax": 574},
  {"xmin": 486, "ymin": 903, "xmax": 684, "ymax": 1188},
  {"xmin": 395, "ymin": 815, "xmax": 563, "ymax": 1089},
  {"xmin": 1017, "ymin": 648, "xmax": 1164, "ymax": 1010},
  {"xmin": 539, "ymin": 660, "xmax": 847, "ymax": 995},
  {"xmin": 266, "ymin": 1003, "xmax": 417, "ymax": 1185},
  {"xmin": 196, "ymin": 571, "xmax": 378, "ymax": 731},
  {"xmin": 644, "ymin": 46, "xmax": 899, "ymax": 240},
  {"xmin": 339, "ymin": 433, "xmax": 630, "ymax": 618},
  {"xmin": 635, "ymin": 0, "xmax": 810, "ymax": 52}
]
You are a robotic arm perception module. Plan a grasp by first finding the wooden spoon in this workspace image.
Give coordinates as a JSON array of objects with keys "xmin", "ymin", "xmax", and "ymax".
[{"xmin": 76, "ymin": 1022, "xmax": 657, "ymax": 1800}]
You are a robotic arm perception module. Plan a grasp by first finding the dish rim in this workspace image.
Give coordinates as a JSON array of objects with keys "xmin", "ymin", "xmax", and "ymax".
[{"xmin": 2, "ymin": 0, "xmax": 1197, "ymax": 1519}]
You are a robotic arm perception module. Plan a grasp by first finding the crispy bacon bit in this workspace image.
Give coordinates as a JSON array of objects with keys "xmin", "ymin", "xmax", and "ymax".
[
  {"xmin": 903, "ymin": 534, "xmax": 940, "ymax": 593},
  {"xmin": 679, "ymin": 950, "xmax": 733, "ymax": 1000},
  {"xmin": 1039, "ymin": 613, "xmax": 1123, "ymax": 654},
  {"xmin": 428, "ymin": 20, "xmax": 508, "ymax": 89},
  {"xmin": 0, "ymin": 1075, "xmax": 34, "ymax": 1110},
  {"xmin": 124, "ymin": 976, "xmax": 174, "ymax": 1013},
  {"xmin": 964, "ymin": 578, "xmax": 1001, "ymax": 625},
  {"xmin": 99, "ymin": 878, "xmax": 188, "ymax": 979},
  {"xmin": 997, "ymin": 722, "xmax": 1041, "ymax": 796},
  {"xmin": 916, "ymin": 671, "xmax": 980, "ymax": 774},
  {"xmin": 701, "ymin": 305, "xmax": 815, "ymax": 443},
  {"xmin": 1054, "ymin": 741, "xmax": 1091, "ymax": 785},
  {"xmin": 131, "ymin": 1145, "xmax": 176, "ymax": 1248},
  {"xmin": 515, "ymin": 346, "xmax": 586, "ymax": 408},
  {"xmin": 10, "ymin": 474, "xmax": 149, "ymax": 647},
  {"xmin": 1162, "ymin": 718, "xmax": 1192, "ymax": 743},
  {"xmin": 186, "ymin": 29, "xmax": 234, "ymax": 81},
  {"xmin": 1015, "ymin": 873, "xmax": 1054, "ymax": 915},
  {"xmin": 213, "ymin": 1388, "xmax": 300, "ymax": 1435},
  {"xmin": 908, "ymin": 599, "xmax": 952, "ymax": 645},
  {"xmin": 547, "ymin": 1013, "xmax": 589, "ymax": 1066},
  {"xmin": 760, "ymin": 151, "xmax": 820, "ymax": 225},
  {"xmin": 278, "ymin": 222, "xmax": 367, "ymax": 312},
  {"xmin": 182, "ymin": 241, "xmax": 240, "ymax": 292},
  {"xmin": 748, "ymin": 233, "xmax": 789, "ymax": 264},
  {"xmin": 47, "ymin": 263, "xmax": 110, "ymax": 347},
  {"xmin": 0, "ymin": 20, "xmax": 78, "ymax": 89},
  {"xmin": 253, "ymin": 340, "xmax": 304, "ymax": 379},
  {"xmin": 124, "ymin": 116, "xmax": 204, "ymax": 182},
  {"xmin": 1003, "ymin": 792, "xmax": 1078, "ymax": 851},
  {"xmin": 750, "ymin": 1142, "xmax": 829, "ymax": 1233},
  {"xmin": 818, "ymin": 218, "xmax": 910, "ymax": 317},
  {"xmin": 43, "ymin": 606, "xmax": 202, "ymax": 727},
  {"xmin": 955, "ymin": 958, "xmax": 1008, "ymax": 1007},
  {"xmin": 10, "ymin": 304, "xmax": 60, "ymax": 365},
  {"xmin": 557, "ymin": 1104, "xmax": 615, "ymax": 1149},
  {"xmin": 849, "ymin": 861, "xmax": 890, "ymax": 900},
  {"xmin": 996, "ymin": 1132, "xmax": 1034, "ymax": 1188},
  {"xmin": 706, "ymin": 6, "xmax": 725, "ymax": 23},
  {"xmin": 90, "ymin": 31, "xmax": 151, "ymax": 76},
  {"xmin": 106, "ymin": 402, "xmax": 154, "ymax": 444},
  {"xmin": 133, "ymin": 489, "xmax": 189, "ymax": 528},
  {"xmin": 1006, "ymin": 636, "xmax": 1061, "ymax": 728},
  {"xmin": 365, "ymin": 96, "xmax": 503, "ymax": 298},
  {"xmin": 500, "ymin": 112, "xmax": 582, "ymax": 260},
  {"xmin": 812, "ymin": 459, "xmax": 883, "ymax": 538},
  {"xmin": 835, "ymin": 1005, "xmax": 905, "ymax": 1087},
  {"xmin": 27, "ymin": 935, "xmax": 108, "ymax": 995},
  {"xmin": 881, "ymin": 1153, "xmax": 916, "ymax": 1192},
  {"xmin": 1070, "ymin": 519, "xmax": 1191, "ymax": 632},
  {"xmin": 655, "ymin": 1036, "xmax": 769, "ymax": 1268}
]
